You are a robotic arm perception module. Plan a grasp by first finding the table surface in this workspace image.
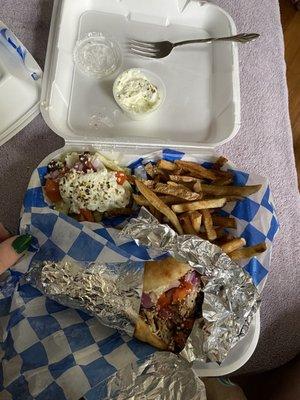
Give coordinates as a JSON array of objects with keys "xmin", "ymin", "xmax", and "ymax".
[{"xmin": 0, "ymin": 0, "xmax": 299, "ymax": 374}]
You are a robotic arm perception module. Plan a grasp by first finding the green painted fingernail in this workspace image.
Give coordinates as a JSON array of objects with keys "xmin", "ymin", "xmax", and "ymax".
[{"xmin": 12, "ymin": 234, "xmax": 32, "ymax": 254}]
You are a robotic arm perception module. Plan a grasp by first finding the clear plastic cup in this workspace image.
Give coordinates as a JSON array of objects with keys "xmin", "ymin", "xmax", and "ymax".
[
  {"xmin": 113, "ymin": 68, "xmax": 166, "ymax": 120},
  {"xmin": 73, "ymin": 32, "xmax": 122, "ymax": 79}
]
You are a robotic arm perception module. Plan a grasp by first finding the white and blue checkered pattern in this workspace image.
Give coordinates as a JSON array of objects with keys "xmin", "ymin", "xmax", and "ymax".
[{"xmin": 0, "ymin": 149, "xmax": 279, "ymax": 399}]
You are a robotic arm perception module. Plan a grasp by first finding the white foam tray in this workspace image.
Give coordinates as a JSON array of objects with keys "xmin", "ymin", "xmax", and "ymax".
[{"xmin": 41, "ymin": 0, "xmax": 240, "ymax": 150}]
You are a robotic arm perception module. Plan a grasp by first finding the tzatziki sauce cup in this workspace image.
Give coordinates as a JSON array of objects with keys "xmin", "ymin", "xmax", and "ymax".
[{"xmin": 113, "ymin": 68, "xmax": 166, "ymax": 120}]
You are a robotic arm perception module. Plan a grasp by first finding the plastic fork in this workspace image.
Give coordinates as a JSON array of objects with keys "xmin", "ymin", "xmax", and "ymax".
[{"xmin": 128, "ymin": 33, "xmax": 260, "ymax": 59}]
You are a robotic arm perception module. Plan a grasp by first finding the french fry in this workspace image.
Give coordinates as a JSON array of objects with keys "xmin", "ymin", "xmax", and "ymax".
[
  {"xmin": 201, "ymin": 210, "xmax": 217, "ymax": 241},
  {"xmin": 228, "ymin": 242, "xmax": 267, "ymax": 260},
  {"xmin": 169, "ymin": 175, "xmax": 200, "ymax": 184},
  {"xmin": 211, "ymin": 215, "xmax": 237, "ymax": 229},
  {"xmin": 133, "ymin": 194, "xmax": 150, "ymax": 206},
  {"xmin": 159, "ymin": 195, "xmax": 189, "ymax": 205},
  {"xmin": 215, "ymin": 176, "xmax": 234, "ymax": 186},
  {"xmin": 201, "ymin": 183, "xmax": 262, "ymax": 197},
  {"xmin": 125, "ymin": 174, "xmax": 136, "ymax": 185},
  {"xmin": 179, "ymin": 215, "xmax": 197, "ymax": 235},
  {"xmin": 133, "ymin": 194, "xmax": 190, "ymax": 207},
  {"xmin": 175, "ymin": 160, "xmax": 219, "ymax": 181},
  {"xmin": 220, "ymin": 238, "xmax": 246, "ymax": 254},
  {"xmin": 135, "ymin": 180, "xmax": 183, "ymax": 234},
  {"xmin": 145, "ymin": 163, "xmax": 158, "ymax": 178},
  {"xmin": 167, "ymin": 181, "xmax": 189, "ymax": 190},
  {"xmin": 142, "ymin": 180, "xmax": 156, "ymax": 189},
  {"xmin": 213, "ymin": 170, "xmax": 233, "ymax": 179},
  {"xmin": 153, "ymin": 183, "xmax": 202, "ymax": 201},
  {"xmin": 172, "ymin": 198, "xmax": 227, "ymax": 213},
  {"xmin": 215, "ymin": 227, "xmax": 229, "ymax": 239},
  {"xmin": 95, "ymin": 153, "xmax": 126, "ymax": 172},
  {"xmin": 189, "ymin": 211, "xmax": 202, "ymax": 233},
  {"xmin": 193, "ymin": 181, "xmax": 202, "ymax": 194},
  {"xmin": 213, "ymin": 156, "xmax": 228, "ymax": 170},
  {"xmin": 157, "ymin": 159, "xmax": 177, "ymax": 171},
  {"xmin": 205, "ymin": 195, "xmax": 243, "ymax": 202},
  {"xmin": 218, "ymin": 234, "xmax": 235, "ymax": 244}
]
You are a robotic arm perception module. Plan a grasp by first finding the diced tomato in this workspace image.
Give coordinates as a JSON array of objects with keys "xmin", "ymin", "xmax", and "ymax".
[
  {"xmin": 79, "ymin": 209, "xmax": 95, "ymax": 222},
  {"xmin": 157, "ymin": 293, "xmax": 171, "ymax": 309},
  {"xmin": 172, "ymin": 282, "xmax": 193, "ymax": 303},
  {"xmin": 44, "ymin": 179, "xmax": 62, "ymax": 203},
  {"xmin": 157, "ymin": 288, "xmax": 175, "ymax": 309},
  {"xmin": 115, "ymin": 172, "xmax": 127, "ymax": 185}
]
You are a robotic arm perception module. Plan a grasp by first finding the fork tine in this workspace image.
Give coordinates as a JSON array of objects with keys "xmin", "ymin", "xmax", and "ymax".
[
  {"xmin": 129, "ymin": 44, "xmax": 158, "ymax": 54},
  {"xmin": 129, "ymin": 48, "xmax": 159, "ymax": 59},
  {"xmin": 129, "ymin": 39, "xmax": 157, "ymax": 49}
]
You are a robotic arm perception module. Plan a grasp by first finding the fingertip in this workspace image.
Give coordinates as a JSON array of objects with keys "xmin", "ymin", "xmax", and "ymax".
[{"xmin": 0, "ymin": 223, "xmax": 11, "ymax": 243}]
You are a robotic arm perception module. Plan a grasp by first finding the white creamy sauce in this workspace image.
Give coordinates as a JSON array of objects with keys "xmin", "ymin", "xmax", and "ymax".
[
  {"xmin": 59, "ymin": 169, "xmax": 131, "ymax": 214},
  {"xmin": 114, "ymin": 69, "xmax": 160, "ymax": 114}
]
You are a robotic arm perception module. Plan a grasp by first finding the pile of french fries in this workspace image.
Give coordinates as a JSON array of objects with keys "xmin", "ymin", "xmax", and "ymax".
[{"xmin": 130, "ymin": 157, "xmax": 267, "ymax": 262}]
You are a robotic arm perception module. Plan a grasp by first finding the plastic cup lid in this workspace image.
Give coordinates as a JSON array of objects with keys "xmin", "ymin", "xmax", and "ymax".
[{"xmin": 0, "ymin": 21, "xmax": 42, "ymax": 147}]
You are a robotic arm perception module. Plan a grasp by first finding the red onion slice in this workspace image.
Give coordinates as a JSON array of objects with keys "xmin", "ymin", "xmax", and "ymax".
[
  {"xmin": 184, "ymin": 271, "xmax": 200, "ymax": 286},
  {"xmin": 141, "ymin": 293, "xmax": 153, "ymax": 309}
]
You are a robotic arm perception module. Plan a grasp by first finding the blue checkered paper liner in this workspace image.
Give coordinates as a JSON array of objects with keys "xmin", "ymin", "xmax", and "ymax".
[{"xmin": 0, "ymin": 149, "xmax": 279, "ymax": 400}]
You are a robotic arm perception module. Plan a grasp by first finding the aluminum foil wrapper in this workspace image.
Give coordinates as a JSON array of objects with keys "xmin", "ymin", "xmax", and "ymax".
[
  {"xmin": 91, "ymin": 352, "xmax": 206, "ymax": 400},
  {"xmin": 121, "ymin": 208, "xmax": 261, "ymax": 363},
  {"xmin": 25, "ymin": 260, "xmax": 144, "ymax": 336}
]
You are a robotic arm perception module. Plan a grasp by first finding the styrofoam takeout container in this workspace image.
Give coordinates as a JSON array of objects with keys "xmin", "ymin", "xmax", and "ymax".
[
  {"xmin": 0, "ymin": 21, "xmax": 42, "ymax": 146},
  {"xmin": 1, "ymin": 0, "xmax": 257, "ymax": 377},
  {"xmin": 40, "ymin": 0, "xmax": 240, "ymax": 149}
]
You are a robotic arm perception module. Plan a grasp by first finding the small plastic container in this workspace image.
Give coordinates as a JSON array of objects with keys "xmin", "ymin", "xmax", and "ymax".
[
  {"xmin": 113, "ymin": 68, "xmax": 166, "ymax": 120},
  {"xmin": 73, "ymin": 32, "xmax": 122, "ymax": 79}
]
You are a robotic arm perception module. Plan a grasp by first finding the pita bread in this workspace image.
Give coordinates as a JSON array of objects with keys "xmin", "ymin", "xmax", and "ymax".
[
  {"xmin": 134, "ymin": 317, "xmax": 169, "ymax": 350},
  {"xmin": 142, "ymin": 257, "xmax": 191, "ymax": 293},
  {"xmin": 134, "ymin": 257, "xmax": 191, "ymax": 350}
]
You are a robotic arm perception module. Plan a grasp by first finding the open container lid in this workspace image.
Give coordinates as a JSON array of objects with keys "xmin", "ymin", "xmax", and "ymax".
[
  {"xmin": 40, "ymin": 0, "xmax": 240, "ymax": 151},
  {"xmin": 0, "ymin": 22, "xmax": 42, "ymax": 146}
]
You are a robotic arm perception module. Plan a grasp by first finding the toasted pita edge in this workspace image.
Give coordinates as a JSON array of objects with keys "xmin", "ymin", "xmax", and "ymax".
[
  {"xmin": 134, "ymin": 317, "xmax": 169, "ymax": 350},
  {"xmin": 143, "ymin": 257, "xmax": 191, "ymax": 293}
]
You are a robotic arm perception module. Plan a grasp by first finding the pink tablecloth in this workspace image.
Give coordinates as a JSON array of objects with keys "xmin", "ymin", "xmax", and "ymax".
[{"xmin": 0, "ymin": 0, "xmax": 299, "ymax": 373}]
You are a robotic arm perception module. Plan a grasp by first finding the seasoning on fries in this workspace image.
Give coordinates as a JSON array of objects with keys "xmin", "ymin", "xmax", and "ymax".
[{"xmin": 153, "ymin": 183, "xmax": 202, "ymax": 201}]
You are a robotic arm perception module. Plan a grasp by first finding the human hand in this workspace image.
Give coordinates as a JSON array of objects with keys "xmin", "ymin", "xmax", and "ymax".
[{"xmin": 0, "ymin": 223, "xmax": 32, "ymax": 274}]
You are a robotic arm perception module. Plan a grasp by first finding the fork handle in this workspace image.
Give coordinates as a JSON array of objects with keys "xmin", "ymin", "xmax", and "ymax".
[{"xmin": 173, "ymin": 33, "xmax": 260, "ymax": 47}]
